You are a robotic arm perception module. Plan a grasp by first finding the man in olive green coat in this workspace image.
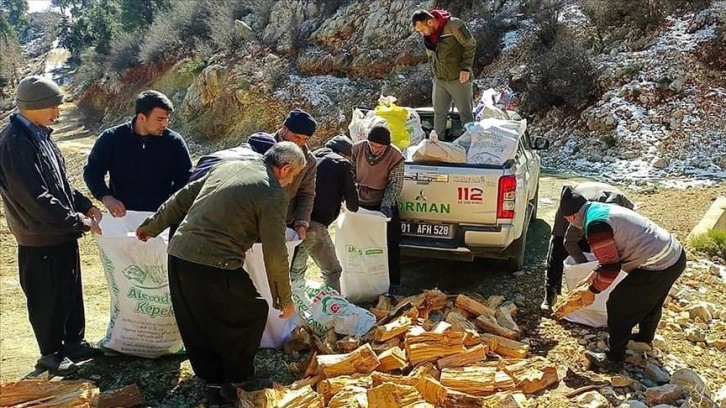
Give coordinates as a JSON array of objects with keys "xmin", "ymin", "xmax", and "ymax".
[
  {"xmin": 136, "ymin": 142, "xmax": 305, "ymax": 403},
  {"xmin": 413, "ymin": 9, "xmax": 477, "ymax": 137}
]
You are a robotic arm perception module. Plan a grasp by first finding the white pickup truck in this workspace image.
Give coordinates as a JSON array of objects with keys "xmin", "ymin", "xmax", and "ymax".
[{"xmin": 398, "ymin": 108, "xmax": 549, "ymax": 271}]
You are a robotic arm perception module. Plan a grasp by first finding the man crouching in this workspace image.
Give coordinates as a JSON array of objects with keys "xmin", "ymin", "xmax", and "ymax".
[{"xmin": 135, "ymin": 142, "xmax": 305, "ymax": 404}]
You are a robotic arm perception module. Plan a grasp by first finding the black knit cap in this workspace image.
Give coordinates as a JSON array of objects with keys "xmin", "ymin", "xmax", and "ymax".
[
  {"xmin": 283, "ymin": 108, "xmax": 316, "ymax": 137},
  {"xmin": 559, "ymin": 185, "xmax": 587, "ymax": 216},
  {"xmin": 367, "ymin": 125, "xmax": 391, "ymax": 145}
]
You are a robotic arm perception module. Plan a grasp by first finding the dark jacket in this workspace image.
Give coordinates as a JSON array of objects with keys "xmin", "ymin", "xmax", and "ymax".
[
  {"xmin": 273, "ymin": 130, "xmax": 317, "ymax": 227},
  {"xmin": 423, "ymin": 13, "xmax": 477, "ymax": 81},
  {"xmin": 311, "ymin": 147, "xmax": 359, "ymax": 226},
  {"xmin": 83, "ymin": 120, "xmax": 192, "ymax": 212},
  {"xmin": 189, "ymin": 144, "xmax": 261, "ymax": 182},
  {"xmin": 138, "ymin": 159, "xmax": 292, "ymax": 307},
  {"xmin": 0, "ymin": 113, "xmax": 93, "ymax": 246}
]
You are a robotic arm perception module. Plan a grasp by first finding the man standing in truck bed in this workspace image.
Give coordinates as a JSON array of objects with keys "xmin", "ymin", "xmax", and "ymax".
[{"xmin": 412, "ymin": 9, "xmax": 476, "ymax": 138}]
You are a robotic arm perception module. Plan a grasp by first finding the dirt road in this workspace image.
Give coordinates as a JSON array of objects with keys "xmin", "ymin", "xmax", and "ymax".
[{"xmin": 1, "ymin": 100, "xmax": 724, "ymax": 406}]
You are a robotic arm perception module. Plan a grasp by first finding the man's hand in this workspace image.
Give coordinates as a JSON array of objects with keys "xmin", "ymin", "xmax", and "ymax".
[
  {"xmin": 459, "ymin": 70, "xmax": 471, "ymax": 83},
  {"xmin": 278, "ymin": 303, "xmax": 295, "ymax": 319},
  {"xmin": 573, "ymin": 285, "xmax": 596, "ymax": 307},
  {"xmin": 136, "ymin": 227, "xmax": 152, "ymax": 242},
  {"xmin": 86, "ymin": 207, "xmax": 103, "ymax": 235},
  {"xmin": 381, "ymin": 206, "xmax": 393, "ymax": 218},
  {"xmin": 102, "ymin": 195, "xmax": 126, "ymax": 218},
  {"xmin": 295, "ymin": 224, "xmax": 307, "ymax": 241}
]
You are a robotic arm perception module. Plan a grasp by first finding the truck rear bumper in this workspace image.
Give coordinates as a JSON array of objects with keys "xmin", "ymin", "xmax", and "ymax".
[{"xmin": 400, "ymin": 223, "xmax": 517, "ymax": 261}]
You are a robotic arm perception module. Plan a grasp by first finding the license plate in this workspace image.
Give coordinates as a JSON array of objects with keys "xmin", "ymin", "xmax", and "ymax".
[{"xmin": 401, "ymin": 222, "xmax": 454, "ymax": 238}]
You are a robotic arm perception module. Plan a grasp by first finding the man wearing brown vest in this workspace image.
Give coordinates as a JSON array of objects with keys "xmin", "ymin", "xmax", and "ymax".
[{"xmin": 351, "ymin": 126, "xmax": 405, "ymax": 286}]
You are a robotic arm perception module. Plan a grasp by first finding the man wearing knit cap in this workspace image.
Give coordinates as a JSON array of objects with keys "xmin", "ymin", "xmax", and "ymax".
[
  {"xmin": 559, "ymin": 186, "xmax": 686, "ymax": 372},
  {"xmin": 189, "ymin": 132, "xmax": 276, "ymax": 182},
  {"xmin": 351, "ymin": 126, "xmax": 405, "ymax": 286},
  {"xmin": 542, "ymin": 182, "xmax": 634, "ymax": 311},
  {"xmin": 0, "ymin": 76, "xmax": 103, "ymax": 374},
  {"xmin": 290, "ymin": 135, "xmax": 359, "ymax": 292},
  {"xmin": 273, "ymin": 108, "xmax": 319, "ymax": 241},
  {"xmin": 84, "ymin": 90, "xmax": 192, "ymax": 217}
]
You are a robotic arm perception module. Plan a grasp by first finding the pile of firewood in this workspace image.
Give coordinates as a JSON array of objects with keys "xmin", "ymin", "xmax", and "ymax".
[{"xmin": 239, "ymin": 290, "xmax": 560, "ymax": 408}]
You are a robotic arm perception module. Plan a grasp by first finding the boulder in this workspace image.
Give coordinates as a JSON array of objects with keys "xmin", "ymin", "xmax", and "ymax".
[{"xmin": 645, "ymin": 384, "xmax": 683, "ymax": 406}]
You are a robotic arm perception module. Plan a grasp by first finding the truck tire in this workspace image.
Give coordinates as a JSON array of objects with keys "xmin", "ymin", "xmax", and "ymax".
[
  {"xmin": 529, "ymin": 185, "xmax": 539, "ymax": 223},
  {"xmin": 507, "ymin": 211, "xmax": 530, "ymax": 272}
]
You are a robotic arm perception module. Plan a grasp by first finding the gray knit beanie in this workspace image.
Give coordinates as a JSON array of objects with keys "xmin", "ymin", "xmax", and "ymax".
[{"xmin": 16, "ymin": 76, "xmax": 64, "ymax": 110}]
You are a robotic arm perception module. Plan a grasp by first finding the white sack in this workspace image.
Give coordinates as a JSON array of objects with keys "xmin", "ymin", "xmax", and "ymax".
[
  {"xmin": 563, "ymin": 254, "xmax": 627, "ymax": 328},
  {"xmin": 292, "ymin": 282, "xmax": 376, "ymax": 338},
  {"xmin": 410, "ymin": 130, "xmax": 467, "ymax": 164},
  {"xmin": 335, "ymin": 208, "xmax": 390, "ymax": 303},
  {"xmin": 94, "ymin": 211, "xmax": 183, "ymax": 358},
  {"xmin": 348, "ymin": 108, "xmax": 388, "ymax": 142},
  {"xmin": 455, "ymin": 118, "xmax": 527, "ymax": 165},
  {"xmin": 245, "ymin": 231, "xmax": 301, "ymax": 349}
]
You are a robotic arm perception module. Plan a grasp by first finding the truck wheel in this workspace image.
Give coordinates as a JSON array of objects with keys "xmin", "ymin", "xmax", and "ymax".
[
  {"xmin": 507, "ymin": 217, "xmax": 529, "ymax": 272},
  {"xmin": 529, "ymin": 186, "xmax": 539, "ymax": 223}
]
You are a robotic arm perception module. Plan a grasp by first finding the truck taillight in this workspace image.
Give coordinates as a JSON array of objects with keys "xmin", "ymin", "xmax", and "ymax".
[{"xmin": 497, "ymin": 175, "xmax": 517, "ymax": 219}]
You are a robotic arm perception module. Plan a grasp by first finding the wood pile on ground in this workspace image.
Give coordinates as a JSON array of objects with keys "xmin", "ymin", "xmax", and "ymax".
[
  {"xmin": 0, "ymin": 379, "xmax": 143, "ymax": 408},
  {"xmin": 239, "ymin": 290, "xmax": 560, "ymax": 407}
]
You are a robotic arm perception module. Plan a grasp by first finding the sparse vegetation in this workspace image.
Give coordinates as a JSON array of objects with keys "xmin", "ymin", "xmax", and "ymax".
[
  {"xmin": 601, "ymin": 133, "xmax": 618, "ymax": 147},
  {"xmin": 690, "ymin": 229, "xmax": 726, "ymax": 260},
  {"xmin": 623, "ymin": 64, "xmax": 643, "ymax": 77}
]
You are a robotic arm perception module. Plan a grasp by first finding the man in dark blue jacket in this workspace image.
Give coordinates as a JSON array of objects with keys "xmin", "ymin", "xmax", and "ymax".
[
  {"xmin": 0, "ymin": 76, "xmax": 102, "ymax": 374},
  {"xmin": 83, "ymin": 90, "xmax": 192, "ymax": 216},
  {"xmin": 290, "ymin": 135, "xmax": 359, "ymax": 292},
  {"xmin": 188, "ymin": 132, "xmax": 276, "ymax": 182}
]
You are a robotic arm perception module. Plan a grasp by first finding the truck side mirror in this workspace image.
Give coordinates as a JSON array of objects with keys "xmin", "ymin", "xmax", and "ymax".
[{"xmin": 533, "ymin": 137, "xmax": 550, "ymax": 150}]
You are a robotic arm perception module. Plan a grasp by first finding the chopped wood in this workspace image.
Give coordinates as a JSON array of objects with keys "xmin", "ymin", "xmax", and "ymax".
[
  {"xmin": 487, "ymin": 295, "xmax": 505, "ymax": 310},
  {"xmin": 405, "ymin": 331, "xmax": 467, "ymax": 366},
  {"xmin": 480, "ymin": 334, "xmax": 529, "ymax": 359},
  {"xmin": 240, "ymin": 385, "xmax": 324, "ymax": 408},
  {"xmin": 552, "ymin": 289, "xmax": 585, "ymax": 319},
  {"xmin": 366, "ymin": 383, "xmax": 434, "ymax": 408},
  {"xmin": 0, "ymin": 380, "xmax": 99, "ymax": 407},
  {"xmin": 437, "ymin": 344, "xmax": 488, "ymax": 369},
  {"xmin": 474, "ymin": 314, "xmax": 520, "ymax": 339},
  {"xmin": 376, "ymin": 295, "xmax": 394, "ymax": 311},
  {"xmin": 373, "ymin": 316, "xmax": 412, "ymax": 342},
  {"xmin": 336, "ymin": 337, "xmax": 362, "ymax": 354},
  {"xmin": 406, "ymin": 325, "xmax": 427, "ymax": 337},
  {"xmin": 371, "ymin": 337, "xmax": 402, "ymax": 353},
  {"xmin": 481, "ymin": 392, "xmax": 527, "ymax": 407},
  {"xmin": 503, "ymin": 303, "xmax": 517, "ymax": 317},
  {"xmin": 303, "ymin": 351, "xmax": 319, "ymax": 378},
  {"xmin": 328, "ymin": 385, "xmax": 368, "ymax": 408},
  {"xmin": 318, "ymin": 374, "xmax": 373, "ymax": 402},
  {"xmin": 312, "ymin": 332, "xmax": 337, "ymax": 355},
  {"xmin": 463, "ymin": 329, "xmax": 483, "ymax": 347},
  {"xmin": 455, "ymin": 294, "xmax": 496, "ymax": 318},
  {"xmin": 317, "ymin": 344, "xmax": 380, "ymax": 377},
  {"xmin": 445, "ymin": 310, "xmax": 477, "ymax": 332},
  {"xmin": 371, "ymin": 308, "xmax": 392, "ymax": 320},
  {"xmin": 370, "ymin": 373, "xmax": 448, "ymax": 406},
  {"xmin": 440, "ymin": 366, "xmax": 516, "ymax": 396},
  {"xmin": 495, "ymin": 306, "xmax": 521, "ymax": 336},
  {"xmin": 431, "ymin": 321, "xmax": 452, "ymax": 334},
  {"xmin": 377, "ymin": 346, "xmax": 408, "ymax": 372},
  {"xmin": 288, "ymin": 375, "xmax": 322, "ymax": 391},
  {"xmin": 284, "ymin": 326, "xmax": 312, "ymax": 354},
  {"xmin": 501, "ymin": 357, "xmax": 559, "ymax": 394},
  {"xmin": 376, "ymin": 301, "xmax": 414, "ymax": 327},
  {"xmin": 407, "ymin": 363, "xmax": 440, "ymax": 380},
  {"xmin": 97, "ymin": 384, "xmax": 143, "ymax": 408}
]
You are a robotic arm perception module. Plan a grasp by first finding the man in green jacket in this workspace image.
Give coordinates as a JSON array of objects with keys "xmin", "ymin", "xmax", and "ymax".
[
  {"xmin": 412, "ymin": 9, "xmax": 477, "ymax": 137},
  {"xmin": 136, "ymin": 142, "xmax": 305, "ymax": 403}
]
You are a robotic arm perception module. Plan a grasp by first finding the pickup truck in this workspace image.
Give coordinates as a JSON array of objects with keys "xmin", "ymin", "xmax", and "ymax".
[{"xmin": 398, "ymin": 108, "xmax": 549, "ymax": 271}]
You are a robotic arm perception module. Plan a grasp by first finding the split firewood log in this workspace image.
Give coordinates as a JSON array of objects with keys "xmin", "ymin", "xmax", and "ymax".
[
  {"xmin": 373, "ymin": 316, "xmax": 412, "ymax": 342},
  {"xmin": 445, "ymin": 310, "xmax": 477, "ymax": 332},
  {"xmin": 370, "ymin": 373, "xmax": 448, "ymax": 406},
  {"xmin": 501, "ymin": 357, "xmax": 559, "ymax": 394},
  {"xmin": 371, "ymin": 337, "xmax": 402, "ymax": 353},
  {"xmin": 495, "ymin": 306, "xmax": 521, "ymax": 337},
  {"xmin": 480, "ymin": 333, "xmax": 529, "ymax": 359},
  {"xmin": 377, "ymin": 346, "xmax": 408, "ymax": 372},
  {"xmin": 238, "ymin": 385, "xmax": 324, "ymax": 408},
  {"xmin": 404, "ymin": 330, "xmax": 467, "ymax": 366},
  {"xmin": 366, "ymin": 383, "xmax": 434, "ymax": 408},
  {"xmin": 318, "ymin": 374, "xmax": 373, "ymax": 402},
  {"xmin": 0, "ymin": 380, "xmax": 99, "ymax": 407},
  {"xmin": 552, "ymin": 289, "xmax": 585, "ymax": 319},
  {"xmin": 407, "ymin": 363, "xmax": 440, "ymax": 380},
  {"xmin": 487, "ymin": 295, "xmax": 505, "ymax": 310},
  {"xmin": 436, "ymin": 344, "xmax": 488, "ymax": 369},
  {"xmin": 317, "ymin": 344, "xmax": 380, "ymax": 377},
  {"xmin": 474, "ymin": 313, "xmax": 520, "ymax": 340},
  {"xmin": 337, "ymin": 337, "xmax": 361, "ymax": 354},
  {"xmin": 440, "ymin": 366, "xmax": 516, "ymax": 396},
  {"xmin": 463, "ymin": 329, "xmax": 482, "ymax": 347},
  {"xmin": 327, "ymin": 385, "xmax": 369, "ymax": 408},
  {"xmin": 455, "ymin": 294, "xmax": 496, "ymax": 318}
]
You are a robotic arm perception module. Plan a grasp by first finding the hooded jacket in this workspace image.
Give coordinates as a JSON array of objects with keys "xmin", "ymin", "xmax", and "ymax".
[{"xmin": 422, "ymin": 10, "xmax": 477, "ymax": 81}]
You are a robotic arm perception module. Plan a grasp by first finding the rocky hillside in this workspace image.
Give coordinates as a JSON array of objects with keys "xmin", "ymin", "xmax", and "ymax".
[{"xmin": 61, "ymin": 0, "xmax": 724, "ymax": 189}]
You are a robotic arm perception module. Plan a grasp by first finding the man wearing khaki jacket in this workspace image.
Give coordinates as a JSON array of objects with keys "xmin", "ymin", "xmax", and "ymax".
[
  {"xmin": 413, "ymin": 9, "xmax": 477, "ymax": 137},
  {"xmin": 136, "ymin": 142, "xmax": 305, "ymax": 403}
]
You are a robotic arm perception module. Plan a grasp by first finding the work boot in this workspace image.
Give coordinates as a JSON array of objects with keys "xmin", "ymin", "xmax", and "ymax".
[
  {"xmin": 206, "ymin": 384, "xmax": 236, "ymax": 407},
  {"xmin": 35, "ymin": 353, "xmax": 78, "ymax": 375},
  {"xmin": 584, "ymin": 351, "xmax": 624, "ymax": 373},
  {"xmin": 64, "ymin": 340, "xmax": 102, "ymax": 361}
]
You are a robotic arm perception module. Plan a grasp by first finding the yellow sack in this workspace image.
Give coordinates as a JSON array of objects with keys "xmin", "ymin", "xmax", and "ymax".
[{"xmin": 374, "ymin": 96, "xmax": 410, "ymax": 149}]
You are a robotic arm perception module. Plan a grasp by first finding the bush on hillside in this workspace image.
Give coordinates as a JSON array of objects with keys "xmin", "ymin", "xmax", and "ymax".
[
  {"xmin": 108, "ymin": 30, "xmax": 141, "ymax": 73},
  {"xmin": 520, "ymin": 36, "xmax": 599, "ymax": 113},
  {"xmin": 690, "ymin": 230, "xmax": 726, "ymax": 260},
  {"xmin": 139, "ymin": 1, "xmax": 212, "ymax": 64},
  {"xmin": 582, "ymin": 0, "xmax": 704, "ymax": 35},
  {"xmin": 695, "ymin": 10, "xmax": 726, "ymax": 75},
  {"xmin": 471, "ymin": 18, "xmax": 507, "ymax": 71}
]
